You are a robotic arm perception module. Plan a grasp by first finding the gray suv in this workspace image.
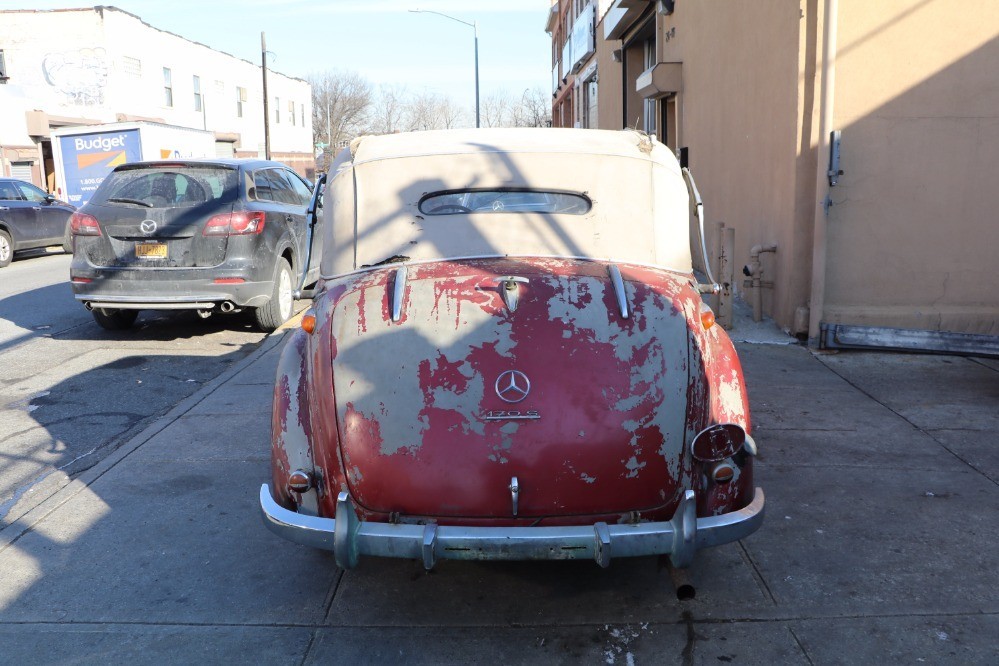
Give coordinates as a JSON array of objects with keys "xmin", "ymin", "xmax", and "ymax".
[{"xmin": 69, "ymin": 159, "xmax": 322, "ymax": 331}]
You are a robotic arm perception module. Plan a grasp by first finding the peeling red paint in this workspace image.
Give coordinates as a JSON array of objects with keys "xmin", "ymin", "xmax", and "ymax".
[{"xmin": 269, "ymin": 257, "xmax": 756, "ymax": 526}]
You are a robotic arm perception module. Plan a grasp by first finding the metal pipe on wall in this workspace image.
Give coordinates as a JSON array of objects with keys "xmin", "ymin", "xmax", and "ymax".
[
  {"xmin": 807, "ymin": 0, "xmax": 839, "ymax": 342},
  {"xmin": 745, "ymin": 243, "xmax": 778, "ymax": 323}
]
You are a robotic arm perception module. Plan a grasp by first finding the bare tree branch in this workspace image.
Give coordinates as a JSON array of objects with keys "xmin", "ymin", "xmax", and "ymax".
[
  {"xmin": 308, "ymin": 69, "xmax": 373, "ymax": 150},
  {"xmin": 369, "ymin": 84, "xmax": 408, "ymax": 135},
  {"xmin": 481, "ymin": 92, "xmax": 512, "ymax": 128},
  {"xmin": 511, "ymin": 87, "xmax": 552, "ymax": 128},
  {"xmin": 404, "ymin": 91, "xmax": 466, "ymax": 131}
]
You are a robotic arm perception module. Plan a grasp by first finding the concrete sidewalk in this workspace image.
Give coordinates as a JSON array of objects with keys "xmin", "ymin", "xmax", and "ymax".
[{"xmin": 0, "ymin": 324, "xmax": 996, "ymax": 664}]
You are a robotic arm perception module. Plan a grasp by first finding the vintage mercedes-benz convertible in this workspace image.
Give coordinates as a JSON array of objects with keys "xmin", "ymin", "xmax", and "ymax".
[{"xmin": 260, "ymin": 128, "xmax": 764, "ymax": 573}]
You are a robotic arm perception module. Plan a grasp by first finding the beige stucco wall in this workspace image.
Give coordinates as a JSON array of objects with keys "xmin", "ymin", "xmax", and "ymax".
[
  {"xmin": 590, "ymin": 0, "xmax": 999, "ymax": 336},
  {"xmin": 657, "ymin": 0, "xmax": 806, "ymax": 329},
  {"xmin": 822, "ymin": 0, "xmax": 999, "ymax": 334},
  {"xmin": 595, "ymin": 20, "xmax": 623, "ymax": 130}
]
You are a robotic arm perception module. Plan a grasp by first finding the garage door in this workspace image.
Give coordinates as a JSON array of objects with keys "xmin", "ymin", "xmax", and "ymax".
[{"xmin": 10, "ymin": 162, "xmax": 33, "ymax": 183}]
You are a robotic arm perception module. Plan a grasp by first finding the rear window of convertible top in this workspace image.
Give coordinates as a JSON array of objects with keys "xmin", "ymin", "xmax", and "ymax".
[
  {"xmin": 93, "ymin": 165, "xmax": 239, "ymax": 208},
  {"xmin": 418, "ymin": 189, "xmax": 591, "ymax": 215}
]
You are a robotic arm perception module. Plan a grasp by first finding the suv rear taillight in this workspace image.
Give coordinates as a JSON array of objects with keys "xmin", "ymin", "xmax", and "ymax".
[
  {"xmin": 203, "ymin": 211, "xmax": 266, "ymax": 236},
  {"xmin": 70, "ymin": 212, "xmax": 102, "ymax": 236}
]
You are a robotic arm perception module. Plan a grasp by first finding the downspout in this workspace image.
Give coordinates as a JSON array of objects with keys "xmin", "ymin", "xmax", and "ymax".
[{"xmin": 807, "ymin": 0, "xmax": 839, "ymax": 343}]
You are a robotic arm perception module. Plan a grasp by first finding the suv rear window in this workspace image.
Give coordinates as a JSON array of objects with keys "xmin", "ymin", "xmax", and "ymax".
[
  {"xmin": 419, "ymin": 189, "xmax": 591, "ymax": 215},
  {"xmin": 92, "ymin": 166, "xmax": 238, "ymax": 208}
]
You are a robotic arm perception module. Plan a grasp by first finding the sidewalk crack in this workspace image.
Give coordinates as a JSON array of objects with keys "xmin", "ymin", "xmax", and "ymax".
[
  {"xmin": 788, "ymin": 626, "xmax": 816, "ymax": 665},
  {"xmin": 322, "ymin": 568, "xmax": 345, "ymax": 624},
  {"xmin": 738, "ymin": 540, "xmax": 779, "ymax": 606},
  {"xmin": 812, "ymin": 356, "xmax": 998, "ymax": 488}
]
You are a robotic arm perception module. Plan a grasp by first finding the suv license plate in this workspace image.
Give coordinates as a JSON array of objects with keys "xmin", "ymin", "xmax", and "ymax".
[{"xmin": 135, "ymin": 242, "xmax": 167, "ymax": 259}]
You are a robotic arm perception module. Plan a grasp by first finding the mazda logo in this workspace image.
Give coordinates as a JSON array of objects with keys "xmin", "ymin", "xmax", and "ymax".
[
  {"xmin": 140, "ymin": 220, "xmax": 157, "ymax": 235},
  {"xmin": 495, "ymin": 370, "xmax": 531, "ymax": 404}
]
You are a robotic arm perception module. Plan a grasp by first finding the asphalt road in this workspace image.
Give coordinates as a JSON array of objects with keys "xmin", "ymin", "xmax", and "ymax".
[{"xmin": 0, "ymin": 250, "xmax": 271, "ymax": 526}]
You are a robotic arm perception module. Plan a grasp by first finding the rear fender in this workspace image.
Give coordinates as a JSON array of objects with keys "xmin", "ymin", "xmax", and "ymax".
[
  {"xmin": 683, "ymin": 290, "xmax": 754, "ymax": 516},
  {"xmin": 271, "ymin": 328, "xmax": 319, "ymax": 513}
]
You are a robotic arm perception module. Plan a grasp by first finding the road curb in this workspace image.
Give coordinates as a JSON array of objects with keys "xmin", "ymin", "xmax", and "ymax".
[{"xmin": 0, "ymin": 328, "xmax": 291, "ymax": 553}]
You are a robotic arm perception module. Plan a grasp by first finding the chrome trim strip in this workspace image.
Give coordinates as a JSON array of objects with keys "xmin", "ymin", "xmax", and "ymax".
[
  {"xmin": 391, "ymin": 265, "xmax": 407, "ymax": 322},
  {"xmin": 349, "ymin": 146, "xmax": 662, "ymax": 168},
  {"xmin": 608, "ymin": 264, "xmax": 629, "ymax": 318},
  {"xmin": 681, "ymin": 167, "xmax": 720, "ymax": 292},
  {"xmin": 79, "ymin": 300, "xmax": 217, "ymax": 310},
  {"xmin": 259, "ymin": 485, "xmax": 765, "ymax": 570},
  {"xmin": 321, "ymin": 254, "xmax": 695, "ymax": 283}
]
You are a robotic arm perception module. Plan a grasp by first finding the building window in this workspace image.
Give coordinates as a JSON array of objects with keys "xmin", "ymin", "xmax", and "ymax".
[
  {"xmin": 122, "ymin": 56, "xmax": 141, "ymax": 77},
  {"xmin": 1, "ymin": 50, "xmax": 10, "ymax": 83},
  {"xmin": 193, "ymin": 75, "xmax": 202, "ymax": 112},
  {"xmin": 289, "ymin": 100, "xmax": 296, "ymax": 126},
  {"xmin": 583, "ymin": 78, "xmax": 597, "ymax": 129},
  {"xmin": 163, "ymin": 67, "xmax": 173, "ymax": 107},
  {"xmin": 236, "ymin": 86, "xmax": 247, "ymax": 118},
  {"xmin": 642, "ymin": 39, "xmax": 656, "ymax": 135},
  {"xmin": 301, "ymin": 105, "xmax": 305, "ymax": 127},
  {"xmin": 275, "ymin": 97, "xmax": 280, "ymax": 123}
]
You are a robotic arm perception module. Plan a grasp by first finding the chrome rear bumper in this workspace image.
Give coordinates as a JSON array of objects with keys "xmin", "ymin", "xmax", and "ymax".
[{"xmin": 260, "ymin": 485, "xmax": 765, "ymax": 570}]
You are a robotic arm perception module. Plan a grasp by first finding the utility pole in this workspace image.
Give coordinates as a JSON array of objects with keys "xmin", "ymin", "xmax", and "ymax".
[{"xmin": 261, "ymin": 32, "xmax": 271, "ymax": 160}]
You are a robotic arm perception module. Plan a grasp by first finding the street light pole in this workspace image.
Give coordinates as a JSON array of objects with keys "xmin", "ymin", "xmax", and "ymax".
[
  {"xmin": 409, "ymin": 9, "xmax": 480, "ymax": 128},
  {"xmin": 473, "ymin": 22, "xmax": 480, "ymax": 129}
]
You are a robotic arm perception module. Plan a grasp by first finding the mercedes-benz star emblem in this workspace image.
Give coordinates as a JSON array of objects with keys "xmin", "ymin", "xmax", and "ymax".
[
  {"xmin": 495, "ymin": 370, "xmax": 531, "ymax": 404},
  {"xmin": 140, "ymin": 220, "xmax": 157, "ymax": 235}
]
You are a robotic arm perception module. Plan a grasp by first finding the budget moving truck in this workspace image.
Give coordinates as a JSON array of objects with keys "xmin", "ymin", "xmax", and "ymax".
[{"xmin": 51, "ymin": 122, "xmax": 216, "ymax": 205}]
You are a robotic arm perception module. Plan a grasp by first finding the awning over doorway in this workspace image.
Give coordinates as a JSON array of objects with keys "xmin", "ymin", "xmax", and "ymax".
[{"xmin": 636, "ymin": 62, "xmax": 682, "ymax": 98}]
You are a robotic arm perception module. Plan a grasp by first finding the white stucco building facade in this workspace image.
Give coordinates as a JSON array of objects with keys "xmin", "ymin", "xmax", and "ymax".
[{"xmin": 0, "ymin": 6, "xmax": 314, "ymax": 188}]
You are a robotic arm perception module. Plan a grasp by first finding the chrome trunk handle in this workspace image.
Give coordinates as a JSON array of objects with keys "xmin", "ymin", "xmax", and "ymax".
[{"xmin": 494, "ymin": 276, "xmax": 529, "ymax": 313}]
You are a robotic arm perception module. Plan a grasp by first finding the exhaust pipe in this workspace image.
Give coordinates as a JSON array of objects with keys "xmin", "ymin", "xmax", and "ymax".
[
  {"xmin": 84, "ymin": 301, "xmax": 93, "ymax": 311},
  {"xmin": 220, "ymin": 301, "xmax": 236, "ymax": 313},
  {"xmin": 660, "ymin": 556, "xmax": 696, "ymax": 601}
]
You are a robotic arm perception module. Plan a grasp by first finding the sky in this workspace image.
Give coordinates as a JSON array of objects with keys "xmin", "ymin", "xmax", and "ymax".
[{"xmin": 2, "ymin": 0, "xmax": 554, "ymax": 110}]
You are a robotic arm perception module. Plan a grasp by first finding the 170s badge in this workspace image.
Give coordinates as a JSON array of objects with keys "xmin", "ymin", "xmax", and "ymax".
[{"xmin": 484, "ymin": 409, "xmax": 540, "ymax": 421}]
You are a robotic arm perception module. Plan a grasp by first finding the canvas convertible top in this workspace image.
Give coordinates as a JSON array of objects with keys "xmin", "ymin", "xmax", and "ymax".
[{"xmin": 321, "ymin": 128, "xmax": 693, "ymax": 277}]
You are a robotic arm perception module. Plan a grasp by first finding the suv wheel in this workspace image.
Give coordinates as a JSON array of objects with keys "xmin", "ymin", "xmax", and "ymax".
[
  {"xmin": 0, "ymin": 229, "xmax": 12, "ymax": 268},
  {"xmin": 92, "ymin": 307, "xmax": 138, "ymax": 330},
  {"xmin": 253, "ymin": 258, "xmax": 294, "ymax": 332}
]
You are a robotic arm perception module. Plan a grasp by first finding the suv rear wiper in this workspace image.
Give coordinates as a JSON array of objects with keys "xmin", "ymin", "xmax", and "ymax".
[{"xmin": 106, "ymin": 197, "xmax": 153, "ymax": 207}]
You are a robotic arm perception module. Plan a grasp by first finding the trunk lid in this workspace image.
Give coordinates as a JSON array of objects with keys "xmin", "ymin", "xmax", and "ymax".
[{"xmin": 331, "ymin": 259, "xmax": 694, "ymax": 518}]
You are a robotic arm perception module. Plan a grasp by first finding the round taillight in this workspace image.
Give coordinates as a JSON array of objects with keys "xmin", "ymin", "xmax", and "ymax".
[
  {"xmin": 710, "ymin": 461, "xmax": 736, "ymax": 483},
  {"xmin": 287, "ymin": 469, "xmax": 313, "ymax": 494},
  {"xmin": 690, "ymin": 423, "xmax": 746, "ymax": 462}
]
